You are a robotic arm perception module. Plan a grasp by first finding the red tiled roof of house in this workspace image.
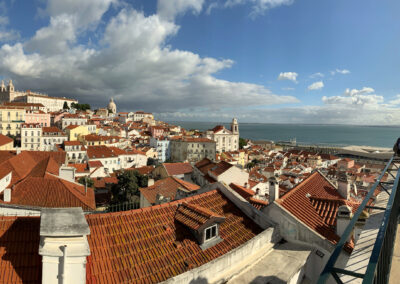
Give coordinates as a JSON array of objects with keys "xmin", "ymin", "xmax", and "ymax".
[
  {"xmin": 139, "ymin": 177, "xmax": 200, "ymax": 205},
  {"xmin": 0, "ymin": 216, "xmax": 42, "ymax": 283},
  {"xmin": 85, "ymin": 188, "xmax": 262, "ymax": 283},
  {"xmin": 175, "ymin": 202, "xmax": 225, "ymax": 230},
  {"xmin": 126, "ymin": 166, "xmax": 154, "ymax": 176},
  {"xmin": 163, "ymin": 162, "xmax": 193, "ymax": 176},
  {"xmin": 0, "ymin": 134, "xmax": 13, "ymax": 147},
  {"xmin": 309, "ymin": 196, "xmax": 360, "ymax": 226},
  {"xmin": 69, "ymin": 163, "xmax": 89, "ymax": 173},
  {"xmin": 64, "ymin": 141, "xmax": 82, "ymax": 146},
  {"xmin": 209, "ymin": 161, "xmax": 233, "ymax": 176},
  {"xmin": 65, "ymin": 124, "xmax": 79, "ymax": 130},
  {"xmin": 88, "ymin": 160, "xmax": 103, "ymax": 168},
  {"xmin": 276, "ymin": 171, "xmax": 358, "ymax": 252},
  {"xmin": 42, "ymin": 127, "xmax": 63, "ymax": 133},
  {"xmin": 229, "ymin": 183, "xmax": 255, "ymax": 200},
  {"xmin": 87, "ymin": 146, "xmax": 117, "ymax": 159},
  {"xmin": 248, "ymin": 197, "xmax": 268, "ymax": 211}
]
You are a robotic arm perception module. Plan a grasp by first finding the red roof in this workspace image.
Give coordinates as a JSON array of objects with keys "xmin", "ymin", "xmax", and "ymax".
[
  {"xmin": 209, "ymin": 161, "xmax": 233, "ymax": 176},
  {"xmin": 0, "ymin": 152, "xmax": 94, "ymax": 210},
  {"xmin": 0, "ymin": 216, "xmax": 42, "ymax": 283},
  {"xmin": 175, "ymin": 202, "xmax": 225, "ymax": 230},
  {"xmin": 86, "ymin": 189, "xmax": 262, "ymax": 283},
  {"xmin": 0, "ymin": 134, "xmax": 13, "ymax": 147},
  {"xmin": 139, "ymin": 177, "xmax": 200, "ymax": 204},
  {"xmin": 276, "ymin": 171, "xmax": 358, "ymax": 252},
  {"xmin": 163, "ymin": 162, "xmax": 193, "ymax": 176},
  {"xmin": 230, "ymin": 183, "xmax": 255, "ymax": 200},
  {"xmin": 126, "ymin": 166, "xmax": 154, "ymax": 175},
  {"xmin": 88, "ymin": 160, "xmax": 103, "ymax": 168},
  {"xmin": 64, "ymin": 141, "xmax": 82, "ymax": 146}
]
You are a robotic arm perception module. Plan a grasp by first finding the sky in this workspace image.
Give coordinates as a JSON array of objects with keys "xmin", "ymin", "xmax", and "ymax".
[{"xmin": 0, "ymin": 0, "xmax": 399, "ymax": 125}]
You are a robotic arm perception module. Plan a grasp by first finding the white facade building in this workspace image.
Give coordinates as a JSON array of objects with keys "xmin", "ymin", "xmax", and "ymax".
[
  {"xmin": 204, "ymin": 118, "xmax": 239, "ymax": 153},
  {"xmin": 21, "ymin": 123, "xmax": 42, "ymax": 150}
]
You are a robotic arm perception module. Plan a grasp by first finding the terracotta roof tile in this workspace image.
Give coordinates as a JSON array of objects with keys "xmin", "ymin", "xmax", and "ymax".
[
  {"xmin": 86, "ymin": 189, "xmax": 262, "ymax": 283},
  {"xmin": 276, "ymin": 171, "xmax": 358, "ymax": 252},
  {"xmin": 139, "ymin": 177, "xmax": 200, "ymax": 205},
  {"xmin": 175, "ymin": 202, "xmax": 225, "ymax": 230},
  {"xmin": 0, "ymin": 216, "xmax": 41, "ymax": 284},
  {"xmin": 163, "ymin": 163, "xmax": 193, "ymax": 176},
  {"xmin": 0, "ymin": 134, "xmax": 13, "ymax": 146}
]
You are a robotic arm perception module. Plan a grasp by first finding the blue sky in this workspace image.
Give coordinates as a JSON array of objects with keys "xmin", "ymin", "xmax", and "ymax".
[{"xmin": 0, "ymin": 0, "xmax": 399, "ymax": 124}]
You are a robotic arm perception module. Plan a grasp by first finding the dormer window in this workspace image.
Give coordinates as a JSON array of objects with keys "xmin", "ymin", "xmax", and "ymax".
[
  {"xmin": 175, "ymin": 202, "xmax": 225, "ymax": 250},
  {"xmin": 204, "ymin": 225, "xmax": 217, "ymax": 241}
]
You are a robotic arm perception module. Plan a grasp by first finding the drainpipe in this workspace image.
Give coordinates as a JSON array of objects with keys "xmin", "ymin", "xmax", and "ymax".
[{"xmin": 61, "ymin": 245, "xmax": 67, "ymax": 284}]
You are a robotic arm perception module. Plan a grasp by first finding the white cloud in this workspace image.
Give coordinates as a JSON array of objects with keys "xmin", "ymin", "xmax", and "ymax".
[
  {"xmin": 157, "ymin": 0, "xmax": 204, "ymax": 20},
  {"xmin": 310, "ymin": 72, "xmax": 324, "ymax": 78},
  {"xmin": 331, "ymin": 68, "xmax": 350, "ymax": 75},
  {"xmin": 389, "ymin": 95, "xmax": 400, "ymax": 105},
  {"xmin": 322, "ymin": 87, "xmax": 383, "ymax": 106},
  {"xmin": 308, "ymin": 81, "xmax": 324, "ymax": 91},
  {"xmin": 224, "ymin": 0, "xmax": 295, "ymax": 17},
  {"xmin": 278, "ymin": 72, "xmax": 298, "ymax": 83},
  {"xmin": 0, "ymin": 3, "xmax": 298, "ymax": 115}
]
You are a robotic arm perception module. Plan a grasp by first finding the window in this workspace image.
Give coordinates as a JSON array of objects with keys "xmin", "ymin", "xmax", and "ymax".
[{"xmin": 205, "ymin": 225, "xmax": 217, "ymax": 241}]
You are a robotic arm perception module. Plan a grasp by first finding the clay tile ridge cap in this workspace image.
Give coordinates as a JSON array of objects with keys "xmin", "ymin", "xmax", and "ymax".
[{"xmin": 180, "ymin": 201, "xmax": 223, "ymax": 218}]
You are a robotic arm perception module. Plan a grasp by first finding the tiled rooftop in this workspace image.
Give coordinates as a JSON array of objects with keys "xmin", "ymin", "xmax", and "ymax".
[
  {"xmin": 163, "ymin": 162, "xmax": 193, "ymax": 176},
  {"xmin": 86, "ymin": 189, "xmax": 263, "ymax": 283},
  {"xmin": 276, "ymin": 171, "xmax": 358, "ymax": 252},
  {"xmin": 139, "ymin": 177, "xmax": 200, "ymax": 205}
]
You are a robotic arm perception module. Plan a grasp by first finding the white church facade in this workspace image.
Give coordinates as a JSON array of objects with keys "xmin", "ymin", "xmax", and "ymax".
[{"xmin": 203, "ymin": 118, "xmax": 239, "ymax": 153}]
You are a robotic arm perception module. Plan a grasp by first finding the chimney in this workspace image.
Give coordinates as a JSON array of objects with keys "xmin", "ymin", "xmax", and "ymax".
[
  {"xmin": 147, "ymin": 178, "xmax": 154, "ymax": 187},
  {"xmin": 3, "ymin": 188, "xmax": 11, "ymax": 202},
  {"xmin": 16, "ymin": 148, "xmax": 21, "ymax": 155},
  {"xmin": 244, "ymin": 182, "xmax": 250, "ymax": 189},
  {"xmin": 337, "ymin": 171, "xmax": 350, "ymax": 200},
  {"xmin": 268, "ymin": 177, "xmax": 279, "ymax": 203},
  {"xmin": 59, "ymin": 165, "xmax": 76, "ymax": 182},
  {"xmin": 336, "ymin": 205, "xmax": 353, "ymax": 240},
  {"xmin": 39, "ymin": 208, "xmax": 90, "ymax": 284}
]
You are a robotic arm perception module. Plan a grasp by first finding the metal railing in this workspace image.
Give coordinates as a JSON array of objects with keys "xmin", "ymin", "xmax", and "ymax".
[
  {"xmin": 89, "ymin": 201, "xmax": 140, "ymax": 214},
  {"xmin": 318, "ymin": 155, "xmax": 400, "ymax": 284}
]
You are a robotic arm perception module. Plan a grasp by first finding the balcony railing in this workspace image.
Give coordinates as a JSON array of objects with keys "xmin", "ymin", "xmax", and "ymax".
[{"xmin": 318, "ymin": 155, "xmax": 400, "ymax": 284}]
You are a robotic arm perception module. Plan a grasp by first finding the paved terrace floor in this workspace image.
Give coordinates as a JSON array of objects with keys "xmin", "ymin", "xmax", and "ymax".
[{"xmin": 227, "ymin": 242, "xmax": 311, "ymax": 284}]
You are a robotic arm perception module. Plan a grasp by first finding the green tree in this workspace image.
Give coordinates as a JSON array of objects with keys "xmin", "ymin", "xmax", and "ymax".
[
  {"xmin": 78, "ymin": 176, "xmax": 94, "ymax": 188},
  {"xmin": 111, "ymin": 170, "xmax": 148, "ymax": 204},
  {"xmin": 239, "ymin": 137, "xmax": 247, "ymax": 149},
  {"xmin": 63, "ymin": 101, "xmax": 70, "ymax": 110}
]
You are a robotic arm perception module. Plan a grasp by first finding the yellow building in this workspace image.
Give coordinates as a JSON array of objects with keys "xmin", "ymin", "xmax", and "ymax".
[
  {"xmin": 65, "ymin": 124, "xmax": 98, "ymax": 141},
  {"xmin": 0, "ymin": 106, "xmax": 25, "ymax": 136}
]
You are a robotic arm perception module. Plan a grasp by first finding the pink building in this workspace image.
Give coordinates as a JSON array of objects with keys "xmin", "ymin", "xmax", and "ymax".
[
  {"xmin": 338, "ymin": 158, "xmax": 355, "ymax": 169},
  {"xmin": 25, "ymin": 110, "xmax": 51, "ymax": 127},
  {"xmin": 150, "ymin": 126, "xmax": 165, "ymax": 138}
]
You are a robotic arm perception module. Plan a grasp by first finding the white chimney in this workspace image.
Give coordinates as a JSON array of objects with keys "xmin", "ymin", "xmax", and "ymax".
[
  {"xmin": 337, "ymin": 172, "xmax": 350, "ymax": 200},
  {"xmin": 268, "ymin": 177, "xmax": 279, "ymax": 203},
  {"xmin": 336, "ymin": 205, "xmax": 353, "ymax": 241},
  {"xmin": 3, "ymin": 188, "xmax": 11, "ymax": 202},
  {"xmin": 59, "ymin": 165, "xmax": 76, "ymax": 182},
  {"xmin": 147, "ymin": 178, "xmax": 154, "ymax": 187},
  {"xmin": 39, "ymin": 208, "xmax": 90, "ymax": 284}
]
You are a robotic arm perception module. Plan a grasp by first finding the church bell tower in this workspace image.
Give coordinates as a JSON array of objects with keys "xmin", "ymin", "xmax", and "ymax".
[{"xmin": 231, "ymin": 118, "xmax": 239, "ymax": 135}]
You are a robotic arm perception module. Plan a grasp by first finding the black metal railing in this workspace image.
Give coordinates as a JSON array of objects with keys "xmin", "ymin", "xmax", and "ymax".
[
  {"xmin": 318, "ymin": 155, "xmax": 400, "ymax": 284},
  {"xmin": 89, "ymin": 201, "xmax": 140, "ymax": 214}
]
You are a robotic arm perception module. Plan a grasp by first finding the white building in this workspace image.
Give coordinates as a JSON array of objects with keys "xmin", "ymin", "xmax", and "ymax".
[
  {"xmin": 204, "ymin": 118, "xmax": 239, "ymax": 153},
  {"xmin": 0, "ymin": 80, "xmax": 78, "ymax": 111},
  {"xmin": 150, "ymin": 137, "xmax": 170, "ymax": 162},
  {"xmin": 41, "ymin": 127, "xmax": 68, "ymax": 151},
  {"xmin": 21, "ymin": 123, "xmax": 42, "ymax": 150}
]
